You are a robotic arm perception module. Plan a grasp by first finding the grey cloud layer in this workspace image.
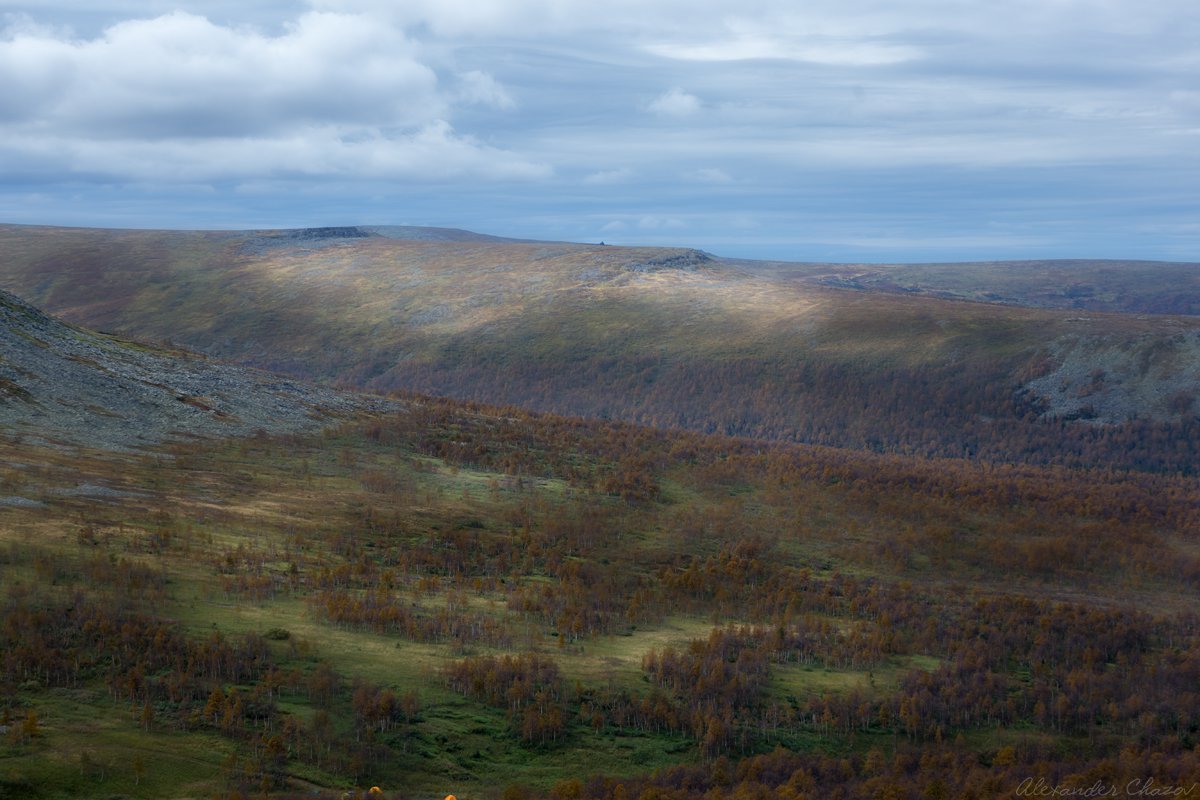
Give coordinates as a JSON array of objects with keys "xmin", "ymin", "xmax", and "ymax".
[{"xmin": 1, "ymin": 1, "xmax": 1197, "ymax": 259}]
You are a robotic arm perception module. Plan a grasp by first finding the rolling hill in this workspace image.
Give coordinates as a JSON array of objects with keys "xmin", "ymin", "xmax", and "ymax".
[
  {"xmin": 0, "ymin": 223, "xmax": 1197, "ymax": 471},
  {"xmin": 735, "ymin": 257, "xmax": 1200, "ymax": 315},
  {"xmin": 2, "ymin": 277, "xmax": 1200, "ymax": 798}
]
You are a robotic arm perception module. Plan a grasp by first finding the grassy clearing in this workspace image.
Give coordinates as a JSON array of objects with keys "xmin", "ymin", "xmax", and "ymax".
[
  {"xmin": 1, "ymin": 688, "xmax": 235, "ymax": 800},
  {"xmin": 769, "ymin": 653, "xmax": 941, "ymax": 703},
  {"xmin": 554, "ymin": 617, "xmax": 721, "ymax": 690}
]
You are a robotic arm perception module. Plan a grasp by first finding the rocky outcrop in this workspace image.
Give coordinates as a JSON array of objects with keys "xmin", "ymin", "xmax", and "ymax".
[
  {"xmin": 0, "ymin": 289, "xmax": 392, "ymax": 450},
  {"xmin": 623, "ymin": 249, "xmax": 713, "ymax": 273},
  {"xmin": 1023, "ymin": 329, "xmax": 1200, "ymax": 423}
]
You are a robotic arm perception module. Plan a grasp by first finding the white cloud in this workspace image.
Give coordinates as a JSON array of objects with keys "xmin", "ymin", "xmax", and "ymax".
[
  {"xmin": 0, "ymin": 10, "xmax": 545, "ymax": 183},
  {"xmin": 457, "ymin": 70, "xmax": 516, "ymax": 110},
  {"xmin": 647, "ymin": 32, "xmax": 920, "ymax": 66},
  {"xmin": 1, "ymin": 12, "xmax": 70, "ymax": 38},
  {"xmin": 686, "ymin": 167, "xmax": 733, "ymax": 183},
  {"xmin": 637, "ymin": 215, "xmax": 686, "ymax": 230},
  {"xmin": 583, "ymin": 167, "xmax": 634, "ymax": 185},
  {"xmin": 2, "ymin": 11, "xmax": 443, "ymax": 135},
  {"xmin": 825, "ymin": 233, "xmax": 1050, "ymax": 251},
  {"xmin": 647, "ymin": 87, "xmax": 700, "ymax": 117},
  {"xmin": 306, "ymin": 0, "xmax": 566, "ymax": 36},
  {"xmin": 1, "ymin": 121, "xmax": 550, "ymax": 183},
  {"xmin": 593, "ymin": 215, "xmax": 687, "ymax": 233}
]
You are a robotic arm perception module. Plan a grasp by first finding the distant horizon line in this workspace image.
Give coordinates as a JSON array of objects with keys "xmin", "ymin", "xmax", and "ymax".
[{"xmin": 0, "ymin": 219, "xmax": 1195, "ymax": 267}]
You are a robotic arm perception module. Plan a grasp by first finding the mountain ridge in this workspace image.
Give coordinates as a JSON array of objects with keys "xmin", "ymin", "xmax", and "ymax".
[
  {"xmin": 1, "ymin": 223, "xmax": 1197, "ymax": 470},
  {"xmin": 733, "ymin": 257, "xmax": 1200, "ymax": 315}
]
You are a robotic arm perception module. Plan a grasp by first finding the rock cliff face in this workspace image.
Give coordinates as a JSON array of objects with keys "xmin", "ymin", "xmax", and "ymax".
[
  {"xmin": 1023, "ymin": 329, "xmax": 1200, "ymax": 422},
  {"xmin": 0, "ymin": 289, "xmax": 390, "ymax": 450}
]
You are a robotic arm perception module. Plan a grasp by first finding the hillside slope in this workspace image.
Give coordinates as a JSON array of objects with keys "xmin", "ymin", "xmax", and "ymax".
[
  {"xmin": 1, "ymin": 234, "xmax": 1198, "ymax": 793},
  {"xmin": 2, "ymin": 381, "xmax": 1199, "ymax": 797},
  {"xmin": 737, "ymin": 258, "xmax": 1200, "ymax": 315},
  {"xmin": 0, "ymin": 288, "xmax": 386, "ymax": 450},
  {"xmin": 0, "ymin": 223, "xmax": 1197, "ymax": 469}
]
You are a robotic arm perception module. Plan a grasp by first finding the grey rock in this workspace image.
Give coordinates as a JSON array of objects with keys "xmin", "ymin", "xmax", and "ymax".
[
  {"xmin": 0, "ymin": 496, "xmax": 45, "ymax": 508},
  {"xmin": 623, "ymin": 249, "xmax": 713, "ymax": 273},
  {"xmin": 0, "ymin": 289, "xmax": 397, "ymax": 451}
]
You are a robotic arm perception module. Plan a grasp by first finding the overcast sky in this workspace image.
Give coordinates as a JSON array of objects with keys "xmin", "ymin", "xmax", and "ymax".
[{"xmin": 1, "ymin": 1, "xmax": 1197, "ymax": 261}]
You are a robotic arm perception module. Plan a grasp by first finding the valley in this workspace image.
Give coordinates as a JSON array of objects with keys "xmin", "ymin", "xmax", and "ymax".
[
  {"xmin": 3, "ymin": 391, "xmax": 1198, "ymax": 799},
  {"xmin": 1, "ymin": 226, "xmax": 1198, "ymax": 799}
]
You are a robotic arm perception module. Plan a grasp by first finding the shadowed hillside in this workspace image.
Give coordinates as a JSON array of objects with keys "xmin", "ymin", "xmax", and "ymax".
[
  {"xmin": 0, "ymin": 287, "xmax": 388, "ymax": 450},
  {"xmin": 1, "ymin": 223, "xmax": 1197, "ymax": 471}
]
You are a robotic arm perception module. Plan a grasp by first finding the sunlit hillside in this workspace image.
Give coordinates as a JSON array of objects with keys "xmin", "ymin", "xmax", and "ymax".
[{"xmin": 1, "ymin": 224, "xmax": 1198, "ymax": 472}]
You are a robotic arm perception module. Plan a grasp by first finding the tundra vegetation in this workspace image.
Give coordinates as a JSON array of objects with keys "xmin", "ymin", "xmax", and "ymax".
[
  {"xmin": 2, "ymin": 225, "xmax": 1199, "ymax": 472},
  {"xmin": 2, "ymin": 393, "xmax": 1199, "ymax": 798},
  {"xmin": 1, "ymin": 227, "xmax": 1199, "ymax": 798}
]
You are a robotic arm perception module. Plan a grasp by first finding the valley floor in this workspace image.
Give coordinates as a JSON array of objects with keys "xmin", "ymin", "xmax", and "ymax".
[{"xmin": 2, "ymin": 396, "xmax": 1199, "ymax": 798}]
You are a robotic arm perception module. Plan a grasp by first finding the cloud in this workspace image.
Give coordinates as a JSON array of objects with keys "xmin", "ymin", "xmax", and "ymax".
[
  {"xmin": 583, "ymin": 167, "xmax": 634, "ymax": 185},
  {"xmin": 685, "ymin": 167, "xmax": 733, "ymax": 183},
  {"xmin": 647, "ymin": 29, "xmax": 921, "ymax": 66},
  {"xmin": 306, "ymin": 0, "xmax": 563, "ymax": 36},
  {"xmin": 647, "ymin": 87, "xmax": 700, "ymax": 117},
  {"xmin": 0, "ymin": 10, "xmax": 544, "ymax": 183},
  {"xmin": 0, "ymin": 12, "xmax": 70, "ymax": 38},
  {"xmin": 2, "ymin": 1, "xmax": 1198, "ymax": 261},
  {"xmin": 3, "ymin": 12, "xmax": 442, "ymax": 135},
  {"xmin": 636, "ymin": 215, "xmax": 686, "ymax": 230},
  {"xmin": 596, "ymin": 215, "xmax": 687, "ymax": 235},
  {"xmin": 1, "ymin": 121, "xmax": 550, "ymax": 183},
  {"xmin": 820, "ymin": 233, "xmax": 1050, "ymax": 252},
  {"xmin": 457, "ymin": 70, "xmax": 516, "ymax": 110}
]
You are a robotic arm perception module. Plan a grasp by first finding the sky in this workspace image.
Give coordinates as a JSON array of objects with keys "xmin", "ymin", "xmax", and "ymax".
[{"xmin": 0, "ymin": 1, "xmax": 1197, "ymax": 262}]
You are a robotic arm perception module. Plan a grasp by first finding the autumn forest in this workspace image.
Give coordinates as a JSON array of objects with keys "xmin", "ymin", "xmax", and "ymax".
[{"xmin": 2, "ymin": 390, "xmax": 1199, "ymax": 798}]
